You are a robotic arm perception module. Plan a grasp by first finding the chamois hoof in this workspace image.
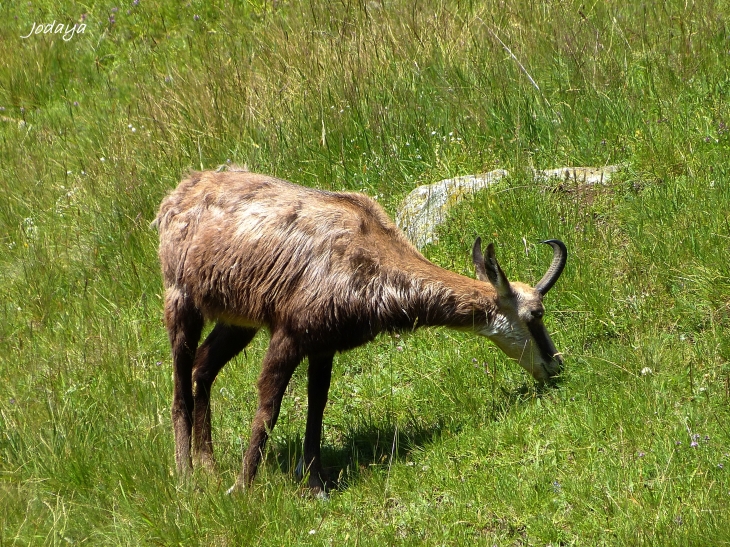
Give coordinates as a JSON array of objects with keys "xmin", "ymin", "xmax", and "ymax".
[
  {"xmin": 225, "ymin": 481, "xmax": 244, "ymax": 496},
  {"xmin": 295, "ymin": 457, "xmax": 330, "ymax": 498},
  {"xmin": 312, "ymin": 488, "xmax": 330, "ymax": 501}
]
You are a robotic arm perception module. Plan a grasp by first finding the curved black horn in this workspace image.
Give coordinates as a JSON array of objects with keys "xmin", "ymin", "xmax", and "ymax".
[{"xmin": 534, "ymin": 239, "xmax": 567, "ymax": 296}]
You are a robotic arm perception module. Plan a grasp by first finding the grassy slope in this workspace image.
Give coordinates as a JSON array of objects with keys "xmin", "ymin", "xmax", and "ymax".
[{"xmin": 1, "ymin": 1, "xmax": 729, "ymax": 545}]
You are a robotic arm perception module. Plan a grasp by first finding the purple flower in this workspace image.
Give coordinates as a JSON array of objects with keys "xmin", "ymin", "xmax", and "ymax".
[
  {"xmin": 194, "ymin": 14, "xmax": 200, "ymax": 21},
  {"xmin": 109, "ymin": 14, "xmax": 116, "ymax": 24},
  {"xmin": 81, "ymin": 13, "xmax": 87, "ymax": 21},
  {"xmin": 133, "ymin": 0, "xmax": 139, "ymax": 4},
  {"xmin": 637, "ymin": 451, "xmax": 645, "ymax": 458},
  {"xmin": 690, "ymin": 441, "xmax": 699, "ymax": 448},
  {"xmin": 73, "ymin": 101, "xmax": 79, "ymax": 107}
]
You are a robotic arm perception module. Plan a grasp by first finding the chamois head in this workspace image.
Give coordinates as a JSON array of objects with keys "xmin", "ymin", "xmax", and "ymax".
[{"xmin": 472, "ymin": 238, "xmax": 566, "ymax": 383}]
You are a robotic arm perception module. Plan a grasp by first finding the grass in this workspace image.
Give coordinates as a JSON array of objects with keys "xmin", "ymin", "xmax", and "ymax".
[{"xmin": 1, "ymin": 0, "xmax": 729, "ymax": 545}]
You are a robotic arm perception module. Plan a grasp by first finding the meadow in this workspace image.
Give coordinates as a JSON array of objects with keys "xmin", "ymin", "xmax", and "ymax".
[{"xmin": 1, "ymin": 0, "xmax": 729, "ymax": 545}]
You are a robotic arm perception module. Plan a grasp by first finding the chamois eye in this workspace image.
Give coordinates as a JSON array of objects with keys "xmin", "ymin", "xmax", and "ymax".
[{"xmin": 532, "ymin": 310, "xmax": 544, "ymax": 320}]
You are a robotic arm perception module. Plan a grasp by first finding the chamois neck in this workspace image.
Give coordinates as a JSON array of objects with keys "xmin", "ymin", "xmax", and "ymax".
[{"xmin": 376, "ymin": 262, "xmax": 497, "ymax": 333}]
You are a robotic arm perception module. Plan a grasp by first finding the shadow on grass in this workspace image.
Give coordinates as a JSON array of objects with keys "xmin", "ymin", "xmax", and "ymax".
[
  {"xmin": 271, "ymin": 419, "xmax": 443, "ymax": 493},
  {"xmin": 270, "ymin": 380, "xmax": 559, "ymax": 493}
]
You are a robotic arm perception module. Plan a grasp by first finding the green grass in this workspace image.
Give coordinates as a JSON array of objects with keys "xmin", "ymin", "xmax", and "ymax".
[{"xmin": 1, "ymin": 0, "xmax": 730, "ymax": 545}]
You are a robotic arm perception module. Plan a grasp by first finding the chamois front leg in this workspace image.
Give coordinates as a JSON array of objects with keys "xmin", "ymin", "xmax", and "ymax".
[
  {"xmin": 192, "ymin": 323, "xmax": 258, "ymax": 470},
  {"xmin": 297, "ymin": 353, "xmax": 333, "ymax": 495},
  {"xmin": 228, "ymin": 330, "xmax": 302, "ymax": 493},
  {"xmin": 165, "ymin": 288, "xmax": 204, "ymax": 475}
]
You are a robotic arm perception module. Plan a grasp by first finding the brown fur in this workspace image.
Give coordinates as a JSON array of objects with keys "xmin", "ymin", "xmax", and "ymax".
[{"xmin": 155, "ymin": 170, "xmax": 565, "ymax": 494}]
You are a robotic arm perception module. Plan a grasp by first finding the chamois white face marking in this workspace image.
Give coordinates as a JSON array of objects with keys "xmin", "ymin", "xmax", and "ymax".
[{"xmin": 482, "ymin": 282, "xmax": 562, "ymax": 382}]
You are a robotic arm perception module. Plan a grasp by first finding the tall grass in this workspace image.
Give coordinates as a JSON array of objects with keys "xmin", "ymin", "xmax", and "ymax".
[{"xmin": 1, "ymin": 0, "xmax": 729, "ymax": 545}]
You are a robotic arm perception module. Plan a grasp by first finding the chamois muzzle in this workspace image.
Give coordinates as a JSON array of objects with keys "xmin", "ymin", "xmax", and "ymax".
[{"xmin": 534, "ymin": 240, "xmax": 567, "ymax": 296}]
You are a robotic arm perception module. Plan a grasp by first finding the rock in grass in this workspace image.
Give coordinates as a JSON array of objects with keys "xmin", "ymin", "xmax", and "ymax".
[
  {"xmin": 396, "ymin": 165, "xmax": 622, "ymax": 249},
  {"xmin": 396, "ymin": 169, "xmax": 509, "ymax": 249},
  {"xmin": 532, "ymin": 164, "xmax": 623, "ymax": 186}
]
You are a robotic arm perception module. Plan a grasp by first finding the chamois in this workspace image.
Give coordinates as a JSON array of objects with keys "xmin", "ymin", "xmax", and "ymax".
[{"xmin": 154, "ymin": 170, "xmax": 567, "ymax": 495}]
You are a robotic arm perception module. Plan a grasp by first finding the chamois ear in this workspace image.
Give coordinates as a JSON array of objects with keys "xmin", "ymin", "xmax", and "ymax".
[
  {"xmin": 472, "ymin": 237, "xmax": 489, "ymax": 282},
  {"xmin": 474, "ymin": 239, "xmax": 512, "ymax": 297}
]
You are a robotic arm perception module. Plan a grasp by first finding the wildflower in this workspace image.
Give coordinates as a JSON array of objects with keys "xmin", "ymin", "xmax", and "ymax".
[
  {"xmin": 109, "ymin": 14, "xmax": 115, "ymax": 24},
  {"xmin": 194, "ymin": 14, "xmax": 200, "ymax": 20},
  {"xmin": 133, "ymin": 0, "xmax": 139, "ymax": 5},
  {"xmin": 637, "ymin": 451, "xmax": 645, "ymax": 458},
  {"xmin": 73, "ymin": 101, "xmax": 79, "ymax": 106},
  {"xmin": 640, "ymin": 367, "xmax": 652, "ymax": 376},
  {"xmin": 396, "ymin": 345, "xmax": 403, "ymax": 352}
]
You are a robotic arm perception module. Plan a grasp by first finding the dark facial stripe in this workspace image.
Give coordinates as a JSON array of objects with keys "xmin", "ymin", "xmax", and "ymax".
[{"xmin": 526, "ymin": 320, "xmax": 559, "ymax": 364}]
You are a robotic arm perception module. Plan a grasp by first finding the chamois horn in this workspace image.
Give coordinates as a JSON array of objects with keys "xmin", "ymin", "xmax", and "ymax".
[{"xmin": 534, "ymin": 239, "xmax": 567, "ymax": 296}]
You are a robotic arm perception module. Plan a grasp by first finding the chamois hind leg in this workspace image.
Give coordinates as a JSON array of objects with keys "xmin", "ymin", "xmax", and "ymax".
[
  {"xmin": 296, "ymin": 352, "xmax": 334, "ymax": 495},
  {"xmin": 192, "ymin": 323, "xmax": 258, "ymax": 469},
  {"xmin": 229, "ymin": 330, "xmax": 302, "ymax": 493},
  {"xmin": 164, "ymin": 288, "xmax": 204, "ymax": 475}
]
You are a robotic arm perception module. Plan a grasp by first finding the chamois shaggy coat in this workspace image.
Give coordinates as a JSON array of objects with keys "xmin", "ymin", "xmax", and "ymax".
[{"xmin": 155, "ymin": 170, "xmax": 566, "ymax": 494}]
